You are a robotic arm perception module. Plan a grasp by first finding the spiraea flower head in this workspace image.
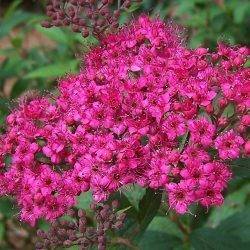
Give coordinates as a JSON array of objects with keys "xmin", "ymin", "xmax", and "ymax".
[{"xmin": 0, "ymin": 15, "xmax": 249, "ymax": 224}]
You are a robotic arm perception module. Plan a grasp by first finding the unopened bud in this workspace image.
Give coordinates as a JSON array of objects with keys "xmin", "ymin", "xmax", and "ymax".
[
  {"xmin": 78, "ymin": 209, "xmax": 86, "ymax": 218},
  {"xmin": 37, "ymin": 229, "xmax": 47, "ymax": 238},
  {"xmin": 218, "ymin": 117, "xmax": 228, "ymax": 127},
  {"xmin": 63, "ymin": 240, "xmax": 72, "ymax": 246},
  {"xmin": 113, "ymin": 221, "xmax": 123, "ymax": 229},
  {"xmin": 41, "ymin": 20, "xmax": 52, "ymax": 28},
  {"xmin": 219, "ymin": 98, "xmax": 228, "ymax": 108},
  {"xmin": 244, "ymin": 141, "xmax": 250, "ymax": 155},
  {"xmin": 241, "ymin": 115, "xmax": 250, "ymax": 126},
  {"xmin": 236, "ymin": 104, "xmax": 246, "ymax": 114},
  {"xmin": 205, "ymin": 104, "xmax": 213, "ymax": 114},
  {"xmin": 67, "ymin": 209, "xmax": 75, "ymax": 217},
  {"xmin": 236, "ymin": 124, "xmax": 246, "ymax": 133},
  {"xmin": 117, "ymin": 213, "xmax": 126, "ymax": 222},
  {"xmin": 82, "ymin": 28, "xmax": 90, "ymax": 38},
  {"xmin": 111, "ymin": 200, "xmax": 119, "ymax": 208}
]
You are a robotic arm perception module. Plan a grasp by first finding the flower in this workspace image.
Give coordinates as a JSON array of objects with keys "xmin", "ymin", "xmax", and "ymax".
[
  {"xmin": 162, "ymin": 114, "xmax": 186, "ymax": 140},
  {"xmin": 166, "ymin": 180, "xmax": 195, "ymax": 214},
  {"xmin": 215, "ymin": 130, "xmax": 244, "ymax": 160},
  {"xmin": 188, "ymin": 117, "xmax": 215, "ymax": 147}
]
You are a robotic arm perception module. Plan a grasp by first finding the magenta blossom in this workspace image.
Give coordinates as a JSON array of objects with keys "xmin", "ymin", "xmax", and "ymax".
[
  {"xmin": 215, "ymin": 130, "xmax": 244, "ymax": 160},
  {"xmin": 0, "ymin": 15, "xmax": 249, "ymax": 224}
]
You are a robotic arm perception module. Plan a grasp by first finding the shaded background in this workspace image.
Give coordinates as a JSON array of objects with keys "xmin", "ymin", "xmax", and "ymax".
[{"xmin": 0, "ymin": 0, "xmax": 250, "ymax": 249}]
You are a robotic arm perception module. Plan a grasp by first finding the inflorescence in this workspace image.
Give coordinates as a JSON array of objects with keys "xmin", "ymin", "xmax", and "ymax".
[
  {"xmin": 36, "ymin": 201, "xmax": 125, "ymax": 250},
  {"xmin": 0, "ymin": 15, "xmax": 249, "ymax": 225},
  {"xmin": 42, "ymin": 0, "xmax": 142, "ymax": 38}
]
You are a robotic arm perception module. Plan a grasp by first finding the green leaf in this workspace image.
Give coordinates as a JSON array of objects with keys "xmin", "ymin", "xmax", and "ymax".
[
  {"xmin": 138, "ymin": 215, "xmax": 183, "ymax": 250},
  {"xmin": 117, "ymin": 206, "xmax": 132, "ymax": 214},
  {"xmin": 11, "ymin": 80, "xmax": 30, "ymax": 98},
  {"xmin": 217, "ymin": 210, "xmax": 250, "ymax": 242},
  {"xmin": 0, "ymin": 10, "xmax": 32, "ymax": 39},
  {"xmin": 24, "ymin": 60, "xmax": 78, "ymax": 79},
  {"xmin": 189, "ymin": 30, "xmax": 207, "ymax": 48},
  {"xmin": 0, "ymin": 222, "xmax": 5, "ymax": 241},
  {"xmin": 245, "ymin": 59, "xmax": 250, "ymax": 68},
  {"xmin": 77, "ymin": 191, "xmax": 92, "ymax": 210},
  {"xmin": 72, "ymin": 33, "xmax": 98, "ymax": 46},
  {"xmin": 178, "ymin": 132, "xmax": 189, "ymax": 152},
  {"xmin": 122, "ymin": 184, "xmax": 145, "ymax": 210},
  {"xmin": 185, "ymin": 12, "xmax": 207, "ymax": 28},
  {"xmin": 175, "ymin": 1, "xmax": 195, "ymax": 16},
  {"xmin": 35, "ymin": 25, "xmax": 71, "ymax": 45},
  {"xmin": 146, "ymin": 216, "xmax": 184, "ymax": 239},
  {"xmin": 209, "ymin": 5, "xmax": 223, "ymax": 19},
  {"xmin": 230, "ymin": 158, "xmax": 250, "ymax": 178},
  {"xmin": 222, "ymin": 103, "xmax": 234, "ymax": 118},
  {"xmin": 138, "ymin": 188, "xmax": 162, "ymax": 233},
  {"xmin": 119, "ymin": 12, "xmax": 129, "ymax": 25},
  {"xmin": 190, "ymin": 205, "xmax": 212, "ymax": 230},
  {"xmin": 233, "ymin": 3, "xmax": 250, "ymax": 24},
  {"xmin": 211, "ymin": 13, "xmax": 227, "ymax": 32},
  {"xmin": 67, "ymin": 246, "xmax": 79, "ymax": 250},
  {"xmin": 207, "ymin": 183, "xmax": 250, "ymax": 227},
  {"xmin": 110, "ymin": 191, "xmax": 138, "ymax": 220},
  {"xmin": 0, "ymin": 198, "xmax": 17, "ymax": 218},
  {"xmin": 110, "ymin": 192, "xmax": 139, "ymax": 238},
  {"xmin": 227, "ymin": 178, "xmax": 250, "ymax": 193},
  {"xmin": 190, "ymin": 228, "xmax": 249, "ymax": 250},
  {"xmin": 139, "ymin": 231, "xmax": 182, "ymax": 250},
  {"xmin": 0, "ymin": 54, "xmax": 24, "ymax": 80},
  {"xmin": 0, "ymin": 98, "xmax": 10, "ymax": 125},
  {"xmin": 3, "ymin": 0, "xmax": 22, "ymax": 20},
  {"xmin": 10, "ymin": 36, "xmax": 23, "ymax": 49},
  {"xmin": 152, "ymin": 2, "xmax": 167, "ymax": 18},
  {"xmin": 126, "ymin": 3, "xmax": 141, "ymax": 13},
  {"xmin": 38, "ymin": 219, "xmax": 49, "ymax": 231}
]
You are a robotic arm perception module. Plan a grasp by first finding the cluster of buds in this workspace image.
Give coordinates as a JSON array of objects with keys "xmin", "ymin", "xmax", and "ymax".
[
  {"xmin": 42, "ymin": 0, "xmax": 142, "ymax": 38},
  {"xmin": 36, "ymin": 200, "xmax": 126, "ymax": 250}
]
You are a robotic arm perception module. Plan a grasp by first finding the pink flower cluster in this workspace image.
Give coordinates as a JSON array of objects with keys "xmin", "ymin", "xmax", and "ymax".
[{"xmin": 0, "ymin": 15, "xmax": 249, "ymax": 225}]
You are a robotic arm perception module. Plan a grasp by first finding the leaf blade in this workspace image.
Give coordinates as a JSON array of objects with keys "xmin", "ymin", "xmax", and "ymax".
[
  {"xmin": 138, "ymin": 188, "xmax": 162, "ymax": 233},
  {"xmin": 24, "ymin": 60, "xmax": 78, "ymax": 79}
]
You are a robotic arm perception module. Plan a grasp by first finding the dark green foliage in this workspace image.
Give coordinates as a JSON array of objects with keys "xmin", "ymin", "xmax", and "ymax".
[{"xmin": 138, "ymin": 188, "xmax": 163, "ymax": 233}]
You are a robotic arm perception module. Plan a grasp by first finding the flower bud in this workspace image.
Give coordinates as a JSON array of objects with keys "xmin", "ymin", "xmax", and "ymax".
[
  {"xmin": 98, "ymin": 243, "xmax": 106, "ymax": 250},
  {"xmin": 82, "ymin": 28, "xmax": 90, "ymax": 38},
  {"xmin": 244, "ymin": 141, "xmax": 250, "ymax": 155},
  {"xmin": 63, "ymin": 240, "xmax": 72, "ymax": 246},
  {"xmin": 35, "ymin": 242, "xmax": 44, "ymax": 249},
  {"xmin": 241, "ymin": 115, "xmax": 250, "ymax": 126},
  {"xmin": 236, "ymin": 124, "xmax": 246, "ymax": 133},
  {"xmin": 236, "ymin": 104, "xmax": 246, "ymax": 114},
  {"xmin": 41, "ymin": 20, "xmax": 52, "ymax": 28},
  {"xmin": 37, "ymin": 229, "xmax": 47, "ymax": 238},
  {"xmin": 113, "ymin": 221, "xmax": 124, "ymax": 229},
  {"xmin": 67, "ymin": 209, "xmax": 75, "ymax": 217},
  {"xmin": 171, "ymin": 167, "xmax": 180, "ymax": 176},
  {"xmin": 78, "ymin": 209, "xmax": 86, "ymax": 218},
  {"xmin": 218, "ymin": 117, "xmax": 228, "ymax": 127},
  {"xmin": 205, "ymin": 104, "xmax": 213, "ymax": 114},
  {"xmin": 219, "ymin": 98, "xmax": 228, "ymax": 108},
  {"xmin": 117, "ymin": 213, "xmax": 126, "ymax": 222},
  {"xmin": 111, "ymin": 200, "xmax": 119, "ymax": 208}
]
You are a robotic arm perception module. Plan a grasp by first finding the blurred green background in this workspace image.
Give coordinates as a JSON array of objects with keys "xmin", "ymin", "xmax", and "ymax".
[{"xmin": 0, "ymin": 0, "xmax": 249, "ymax": 249}]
